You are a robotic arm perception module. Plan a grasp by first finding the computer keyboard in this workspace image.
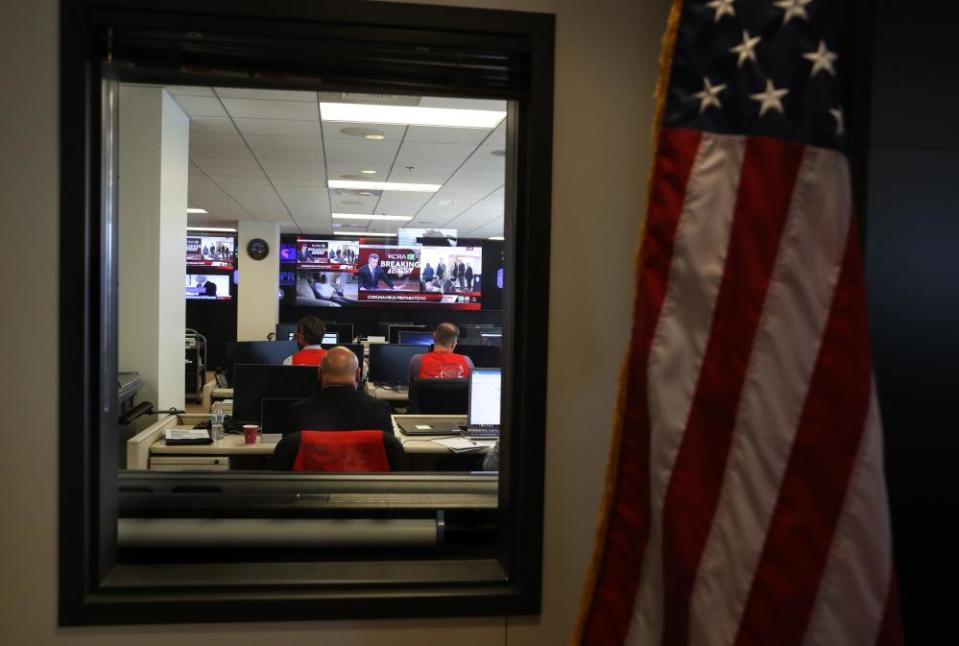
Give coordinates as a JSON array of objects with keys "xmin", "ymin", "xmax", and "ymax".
[{"xmin": 462, "ymin": 426, "xmax": 499, "ymax": 439}]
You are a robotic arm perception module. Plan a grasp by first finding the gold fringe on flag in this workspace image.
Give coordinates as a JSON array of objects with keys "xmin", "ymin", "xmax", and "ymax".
[{"xmin": 571, "ymin": 1, "xmax": 685, "ymax": 642}]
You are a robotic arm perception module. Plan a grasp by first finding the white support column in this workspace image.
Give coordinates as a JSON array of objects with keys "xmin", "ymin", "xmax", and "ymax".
[
  {"xmin": 237, "ymin": 221, "xmax": 281, "ymax": 341},
  {"xmin": 117, "ymin": 86, "xmax": 189, "ymax": 410}
]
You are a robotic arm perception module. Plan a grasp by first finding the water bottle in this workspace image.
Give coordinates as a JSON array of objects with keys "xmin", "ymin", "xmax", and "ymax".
[{"xmin": 211, "ymin": 402, "xmax": 225, "ymax": 441}]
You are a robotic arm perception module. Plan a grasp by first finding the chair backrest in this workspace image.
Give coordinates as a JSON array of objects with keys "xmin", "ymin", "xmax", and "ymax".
[
  {"xmin": 292, "ymin": 430, "xmax": 390, "ymax": 472},
  {"xmin": 409, "ymin": 378, "xmax": 469, "ymax": 414}
]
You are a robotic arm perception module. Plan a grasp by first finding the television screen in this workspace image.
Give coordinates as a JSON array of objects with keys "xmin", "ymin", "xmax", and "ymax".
[
  {"xmin": 398, "ymin": 227, "xmax": 457, "ymax": 246},
  {"xmin": 289, "ymin": 241, "xmax": 482, "ymax": 310},
  {"xmin": 296, "ymin": 238, "xmax": 358, "ymax": 270},
  {"xmin": 185, "ymin": 274, "xmax": 232, "ymax": 300},
  {"xmin": 279, "ymin": 269, "xmax": 296, "ymax": 286},
  {"xmin": 186, "ymin": 235, "xmax": 235, "ymax": 270}
]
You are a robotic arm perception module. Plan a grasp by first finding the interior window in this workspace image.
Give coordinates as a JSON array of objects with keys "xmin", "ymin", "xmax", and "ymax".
[{"xmin": 117, "ymin": 86, "xmax": 508, "ymax": 563}]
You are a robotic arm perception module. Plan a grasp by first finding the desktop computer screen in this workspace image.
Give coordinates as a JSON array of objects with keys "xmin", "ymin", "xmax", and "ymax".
[
  {"xmin": 321, "ymin": 332, "xmax": 338, "ymax": 345},
  {"xmin": 225, "ymin": 341, "xmax": 298, "ymax": 381},
  {"xmin": 397, "ymin": 330, "xmax": 433, "ymax": 346},
  {"xmin": 368, "ymin": 343, "xmax": 425, "ymax": 385},
  {"xmin": 456, "ymin": 345, "xmax": 501, "ymax": 368},
  {"xmin": 387, "ymin": 324, "xmax": 430, "ymax": 344},
  {"xmin": 479, "ymin": 333, "xmax": 502, "ymax": 346},
  {"xmin": 232, "ymin": 364, "xmax": 318, "ymax": 424},
  {"xmin": 468, "ymin": 368, "xmax": 501, "ymax": 427}
]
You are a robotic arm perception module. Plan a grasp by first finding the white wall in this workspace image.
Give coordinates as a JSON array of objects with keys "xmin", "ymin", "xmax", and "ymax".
[
  {"xmin": 236, "ymin": 220, "xmax": 280, "ymax": 341},
  {"xmin": 117, "ymin": 86, "xmax": 189, "ymax": 409},
  {"xmin": 0, "ymin": 0, "xmax": 666, "ymax": 643}
]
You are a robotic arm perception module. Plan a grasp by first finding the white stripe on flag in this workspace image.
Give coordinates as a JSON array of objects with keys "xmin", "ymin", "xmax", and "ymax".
[
  {"xmin": 627, "ymin": 133, "xmax": 746, "ymax": 646},
  {"xmin": 687, "ymin": 147, "xmax": 852, "ymax": 646},
  {"xmin": 801, "ymin": 387, "xmax": 893, "ymax": 646}
]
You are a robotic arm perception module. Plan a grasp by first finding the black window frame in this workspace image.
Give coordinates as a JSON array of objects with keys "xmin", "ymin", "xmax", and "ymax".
[{"xmin": 59, "ymin": 0, "xmax": 554, "ymax": 625}]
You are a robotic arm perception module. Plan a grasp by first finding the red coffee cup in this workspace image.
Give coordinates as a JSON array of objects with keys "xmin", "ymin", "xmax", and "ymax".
[{"xmin": 242, "ymin": 424, "xmax": 259, "ymax": 445}]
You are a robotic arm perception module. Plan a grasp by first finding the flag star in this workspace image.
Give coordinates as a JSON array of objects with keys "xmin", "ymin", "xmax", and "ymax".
[
  {"xmin": 707, "ymin": 0, "xmax": 736, "ymax": 22},
  {"xmin": 803, "ymin": 40, "xmax": 838, "ymax": 76},
  {"xmin": 693, "ymin": 77, "xmax": 727, "ymax": 113},
  {"xmin": 774, "ymin": 0, "xmax": 813, "ymax": 25},
  {"xmin": 750, "ymin": 79, "xmax": 789, "ymax": 117},
  {"xmin": 830, "ymin": 107, "xmax": 845, "ymax": 136},
  {"xmin": 730, "ymin": 30, "xmax": 761, "ymax": 67}
]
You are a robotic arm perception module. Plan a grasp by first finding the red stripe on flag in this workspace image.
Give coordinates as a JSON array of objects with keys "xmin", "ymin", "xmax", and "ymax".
[
  {"xmin": 732, "ymin": 226, "xmax": 873, "ymax": 646},
  {"xmin": 874, "ymin": 570, "xmax": 904, "ymax": 646},
  {"xmin": 581, "ymin": 127, "xmax": 703, "ymax": 645},
  {"xmin": 660, "ymin": 136, "xmax": 806, "ymax": 646}
]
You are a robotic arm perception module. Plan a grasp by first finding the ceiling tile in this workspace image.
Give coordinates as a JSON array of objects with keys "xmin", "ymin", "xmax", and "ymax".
[
  {"xmin": 172, "ymin": 95, "xmax": 228, "ymax": 117},
  {"xmin": 234, "ymin": 118, "xmax": 322, "ymax": 137},
  {"xmin": 222, "ymin": 97, "xmax": 320, "ymax": 121},
  {"xmin": 215, "ymin": 88, "xmax": 317, "ymax": 102},
  {"xmin": 404, "ymin": 126, "xmax": 491, "ymax": 145}
]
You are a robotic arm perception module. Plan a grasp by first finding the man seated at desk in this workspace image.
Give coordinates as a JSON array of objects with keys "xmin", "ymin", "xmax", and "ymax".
[
  {"xmin": 283, "ymin": 315, "xmax": 327, "ymax": 366},
  {"xmin": 407, "ymin": 322, "xmax": 474, "ymax": 382},
  {"xmin": 272, "ymin": 346, "xmax": 406, "ymax": 471}
]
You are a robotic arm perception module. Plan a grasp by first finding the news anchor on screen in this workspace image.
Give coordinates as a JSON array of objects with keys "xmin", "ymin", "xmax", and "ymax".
[{"xmin": 357, "ymin": 253, "xmax": 396, "ymax": 290}]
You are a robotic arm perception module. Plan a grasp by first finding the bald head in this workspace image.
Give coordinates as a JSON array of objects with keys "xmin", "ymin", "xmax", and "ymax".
[
  {"xmin": 432, "ymin": 322, "xmax": 460, "ymax": 351},
  {"xmin": 319, "ymin": 346, "xmax": 360, "ymax": 387}
]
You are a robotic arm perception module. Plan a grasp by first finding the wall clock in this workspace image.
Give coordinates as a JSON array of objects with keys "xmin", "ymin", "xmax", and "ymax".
[{"xmin": 246, "ymin": 238, "xmax": 270, "ymax": 260}]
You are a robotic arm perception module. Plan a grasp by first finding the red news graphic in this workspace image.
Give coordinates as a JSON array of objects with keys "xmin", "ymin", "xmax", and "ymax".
[
  {"xmin": 186, "ymin": 236, "xmax": 235, "ymax": 270},
  {"xmin": 297, "ymin": 239, "xmax": 358, "ymax": 271},
  {"xmin": 356, "ymin": 244, "xmax": 422, "ymax": 291}
]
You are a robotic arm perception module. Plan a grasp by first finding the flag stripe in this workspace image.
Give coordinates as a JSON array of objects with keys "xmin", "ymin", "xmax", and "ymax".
[
  {"xmin": 874, "ymin": 571, "xmax": 904, "ymax": 646},
  {"xmin": 732, "ymin": 228, "xmax": 874, "ymax": 646},
  {"xmin": 660, "ymin": 136, "xmax": 806, "ymax": 646},
  {"xmin": 627, "ymin": 132, "xmax": 747, "ymax": 646},
  {"xmin": 688, "ymin": 147, "xmax": 852, "ymax": 646},
  {"xmin": 582, "ymin": 127, "xmax": 703, "ymax": 645},
  {"xmin": 801, "ymin": 390, "xmax": 892, "ymax": 646}
]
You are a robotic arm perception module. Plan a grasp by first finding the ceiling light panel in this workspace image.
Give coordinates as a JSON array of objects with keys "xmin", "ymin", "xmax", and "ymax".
[
  {"xmin": 333, "ymin": 231, "xmax": 397, "ymax": 237},
  {"xmin": 320, "ymin": 103, "xmax": 505, "ymax": 129},
  {"xmin": 328, "ymin": 180, "xmax": 441, "ymax": 192},
  {"xmin": 332, "ymin": 213, "xmax": 412, "ymax": 221}
]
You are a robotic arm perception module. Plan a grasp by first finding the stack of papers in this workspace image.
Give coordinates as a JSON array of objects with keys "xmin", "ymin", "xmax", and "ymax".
[
  {"xmin": 431, "ymin": 438, "xmax": 486, "ymax": 453},
  {"xmin": 164, "ymin": 428, "xmax": 212, "ymax": 445}
]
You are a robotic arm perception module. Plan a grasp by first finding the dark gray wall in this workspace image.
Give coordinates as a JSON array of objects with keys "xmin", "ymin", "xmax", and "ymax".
[{"xmin": 866, "ymin": 2, "xmax": 959, "ymax": 642}]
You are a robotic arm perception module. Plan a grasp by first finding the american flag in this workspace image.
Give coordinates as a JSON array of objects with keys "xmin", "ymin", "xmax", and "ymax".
[{"xmin": 576, "ymin": 1, "xmax": 903, "ymax": 645}]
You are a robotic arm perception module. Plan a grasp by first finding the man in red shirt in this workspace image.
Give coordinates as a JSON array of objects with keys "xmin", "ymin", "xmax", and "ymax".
[
  {"xmin": 407, "ymin": 322, "xmax": 474, "ymax": 381},
  {"xmin": 283, "ymin": 315, "xmax": 328, "ymax": 366}
]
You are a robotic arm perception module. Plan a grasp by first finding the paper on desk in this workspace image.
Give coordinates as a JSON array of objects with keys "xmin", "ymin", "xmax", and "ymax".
[
  {"xmin": 165, "ymin": 429, "xmax": 210, "ymax": 441},
  {"xmin": 431, "ymin": 437, "xmax": 485, "ymax": 452}
]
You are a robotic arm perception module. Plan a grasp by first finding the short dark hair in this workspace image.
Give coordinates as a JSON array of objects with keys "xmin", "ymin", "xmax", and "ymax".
[
  {"xmin": 297, "ymin": 315, "xmax": 327, "ymax": 345},
  {"xmin": 368, "ymin": 253, "xmax": 379, "ymax": 261},
  {"xmin": 433, "ymin": 322, "xmax": 460, "ymax": 347}
]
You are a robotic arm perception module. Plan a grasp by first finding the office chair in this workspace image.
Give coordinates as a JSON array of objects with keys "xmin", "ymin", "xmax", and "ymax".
[
  {"xmin": 287, "ymin": 430, "xmax": 394, "ymax": 472},
  {"xmin": 409, "ymin": 378, "xmax": 469, "ymax": 414}
]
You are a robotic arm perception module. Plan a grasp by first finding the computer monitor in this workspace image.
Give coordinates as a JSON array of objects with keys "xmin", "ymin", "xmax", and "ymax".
[
  {"xmin": 275, "ymin": 323, "xmax": 297, "ymax": 341},
  {"xmin": 225, "ymin": 341, "xmax": 298, "ymax": 381},
  {"xmin": 368, "ymin": 343, "xmax": 425, "ymax": 385},
  {"xmin": 324, "ymin": 322, "xmax": 354, "ymax": 343},
  {"xmin": 317, "ymin": 343, "xmax": 365, "ymax": 381},
  {"xmin": 468, "ymin": 368, "xmax": 501, "ymax": 428},
  {"xmin": 387, "ymin": 324, "xmax": 430, "ymax": 344},
  {"xmin": 479, "ymin": 333, "xmax": 502, "ymax": 347},
  {"xmin": 456, "ymin": 345, "xmax": 501, "ymax": 368},
  {"xmin": 322, "ymin": 332, "xmax": 338, "ymax": 345},
  {"xmin": 460, "ymin": 323, "xmax": 499, "ymax": 338},
  {"xmin": 397, "ymin": 330, "xmax": 433, "ymax": 346},
  {"xmin": 232, "ymin": 364, "xmax": 318, "ymax": 424}
]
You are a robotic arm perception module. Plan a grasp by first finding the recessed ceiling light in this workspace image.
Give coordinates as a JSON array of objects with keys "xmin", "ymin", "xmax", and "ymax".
[
  {"xmin": 488, "ymin": 236, "xmax": 505, "ymax": 241},
  {"xmin": 361, "ymin": 170, "xmax": 377, "ymax": 174},
  {"xmin": 491, "ymin": 149, "xmax": 506, "ymax": 157},
  {"xmin": 339, "ymin": 126, "xmax": 387, "ymax": 139},
  {"xmin": 328, "ymin": 180, "xmax": 441, "ymax": 192},
  {"xmin": 333, "ymin": 213, "xmax": 412, "ymax": 221},
  {"xmin": 187, "ymin": 226, "xmax": 237, "ymax": 233},
  {"xmin": 364, "ymin": 134, "xmax": 385, "ymax": 140},
  {"xmin": 187, "ymin": 208, "xmax": 208, "ymax": 214},
  {"xmin": 354, "ymin": 191, "xmax": 377, "ymax": 197},
  {"xmin": 333, "ymin": 231, "xmax": 397, "ymax": 237},
  {"xmin": 322, "ymin": 103, "xmax": 507, "ymax": 129}
]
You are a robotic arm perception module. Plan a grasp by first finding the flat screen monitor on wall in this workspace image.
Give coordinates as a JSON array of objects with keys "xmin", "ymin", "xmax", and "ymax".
[
  {"xmin": 186, "ymin": 234, "xmax": 235, "ymax": 270},
  {"xmin": 185, "ymin": 274, "xmax": 232, "ymax": 301},
  {"xmin": 291, "ymin": 239, "xmax": 483, "ymax": 310}
]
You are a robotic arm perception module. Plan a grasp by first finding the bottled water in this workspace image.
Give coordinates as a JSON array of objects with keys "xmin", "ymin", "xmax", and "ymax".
[{"xmin": 211, "ymin": 403, "xmax": 225, "ymax": 441}]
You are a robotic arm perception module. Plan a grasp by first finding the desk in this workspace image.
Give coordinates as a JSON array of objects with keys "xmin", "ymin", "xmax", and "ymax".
[{"xmin": 132, "ymin": 416, "xmax": 494, "ymax": 471}]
